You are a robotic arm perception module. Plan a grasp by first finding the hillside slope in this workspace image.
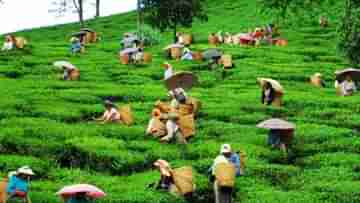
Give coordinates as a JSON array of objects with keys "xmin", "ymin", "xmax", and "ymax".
[{"xmin": 0, "ymin": 0, "xmax": 359, "ymax": 203}]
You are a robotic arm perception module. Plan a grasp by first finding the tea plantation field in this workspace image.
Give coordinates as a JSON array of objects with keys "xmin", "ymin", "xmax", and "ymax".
[{"xmin": 0, "ymin": 0, "xmax": 359, "ymax": 202}]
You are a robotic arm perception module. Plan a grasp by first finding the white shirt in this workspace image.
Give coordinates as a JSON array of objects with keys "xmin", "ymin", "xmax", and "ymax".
[
  {"xmin": 1, "ymin": 41, "xmax": 14, "ymax": 51},
  {"xmin": 341, "ymin": 80, "xmax": 357, "ymax": 96},
  {"xmin": 164, "ymin": 67, "xmax": 174, "ymax": 80},
  {"xmin": 103, "ymin": 107, "xmax": 121, "ymax": 121}
]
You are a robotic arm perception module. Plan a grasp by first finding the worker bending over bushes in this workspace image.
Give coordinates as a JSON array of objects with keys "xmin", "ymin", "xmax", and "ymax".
[
  {"xmin": 0, "ymin": 166, "xmax": 34, "ymax": 203},
  {"xmin": 152, "ymin": 160, "xmax": 194, "ymax": 200},
  {"xmin": 146, "ymin": 88, "xmax": 201, "ymax": 144},
  {"xmin": 94, "ymin": 100, "xmax": 133, "ymax": 125},
  {"xmin": 209, "ymin": 144, "xmax": 244, "ymax": 203}
]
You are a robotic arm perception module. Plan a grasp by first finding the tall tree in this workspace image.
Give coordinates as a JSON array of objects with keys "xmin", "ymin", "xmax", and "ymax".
[
  {"xmin": 50, "ymin": 0, "xmax": 86, "ymax": 27},
  {"xmin": 258, "ymin": 0, "xmax": 329, "ymax": 21},
  {"xmin": 95, "ymin": 0, "xmax": 100, "ymax": 17},
  {"xmin": 142, "ymin": 0, "xmax": 207, "ymax": 42},
  {"xmin": 338, "ymin": 0, "xmax": 360, "ymax": 66}
]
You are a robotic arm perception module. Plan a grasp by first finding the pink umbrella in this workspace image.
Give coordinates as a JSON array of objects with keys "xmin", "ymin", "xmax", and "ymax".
[{"xmin": 56, "ymin": 184, "xmax": 106, "ymax": 199}]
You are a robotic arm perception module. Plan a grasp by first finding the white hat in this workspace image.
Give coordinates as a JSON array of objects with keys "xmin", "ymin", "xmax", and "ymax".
[
  {"xmin": 8, "ymin": 171, "xmax": 17, "ymax": 179},
  {"xmin": 220, "ymin": 144, "xmax": 231, "ymax": 154},
  {"xmin": 17, "ymin": 166, "xmax": 34, "ymax": 176},
  {"xmin": 314, "ymin": 73, "xmax": 322, "ymax": 77}
]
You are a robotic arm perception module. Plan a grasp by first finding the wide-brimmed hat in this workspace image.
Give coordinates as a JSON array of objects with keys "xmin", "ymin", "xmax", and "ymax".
[
  {"xmin": 313, "ymin": 73, "xmax": 322, "ymax": 77},
  {"xmin": 16, "ymin": 166, "xmax": 34, "ymax": 176},
  {"xmin": 257, "ymin": 78, "xmax": 284, "ymax": 94},
  {"xmin": 220, "ymin": 144, "xmax": 231, "ymax": 154},
  {"xmin": 257, "ymin": 118, "xmax": 296, "ymax": 130},
  {"xmin": 335, "ymin": 68, "xmax": 360, "ymax": 82}
]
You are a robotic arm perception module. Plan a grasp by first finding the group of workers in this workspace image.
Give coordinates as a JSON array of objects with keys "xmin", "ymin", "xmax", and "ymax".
[
  {"xmin": 70, "ymin": 28, "xmax": 98, "ymax": 54},
  {"xmin": 1, "ymin": 34, "xmax": 27, "ymax": 51},
  {"xmin": 1, "ymin": 14, "xmax": 359, "ymax": 203},
  {"xmin": 0, "ymin": 166, "xmax": 99, "ymax": 203},
  {"xmin": 208, "ymin": 23, "xmax": 286, "ymax": 47}
]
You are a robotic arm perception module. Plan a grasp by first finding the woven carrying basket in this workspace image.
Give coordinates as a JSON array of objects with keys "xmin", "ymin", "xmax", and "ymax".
[
  {"xmin": 120, "ymin": 54, "xmax": 130, "ymax": 65},
  {"xmin": 208, "ymin": 35, "xmax": 219, "ymax": 45},
  {"xmin": 119, "ymin": 105, "xmax": 134, "ymax": 125},
  {"xmin": 171, "ymin": 47, "xmax": 182, "ymax": 59},
  {"xmin": 178, "ymin": 114, "xmax": 195, "ymax": 139},
  {"xmin": 215, "ymin": 163, "xmax": 236, "ymax": 188},
  {"xmin": 85, "ymin": 32, "xmax": 92, "ymax": 44},
  {"xmin": 188, "ymin": 97, "xmax": 201, "ymax": 115},
  {"xmin": 172, "ymin": 167, "xmax": 194, "ymax": 195},
  {"xmin": 150, "ymin": 118, "xmax": 166, "ymax": 137},
  {"xmin": 272, "ymin": 93, "xmax": 283, "ymax": 107},
  {"xmin": 69, "ymin": 69, "xmax": 80, "ymax": 81},
  {"xmin": 143, "ymin": 52, "xmax": 152, "ymax": 63},
  {"xmin": 183, "ymin": 34, "xmax": 193, "ymax": 45},
  {"xmin": 275, "ymin": 39, "xmax": 288, "ymax": 47},
  {"xmin": 192, "ymin": 52, "xmax": 203, "ymax": 61},
  {"xmin": 0, "ymin": 178, "xmax": 8, "ymax": 203},
  {"xmin": 177, "ymin": 103, "xmax": 194, "ymax": 116},
  {"xmin": 155, "ymin": 101, "xmax": 171, "ymax": 113},
  {"xmin": 15, "ymin": 37, "xmax": 27, "ymax": 49},
  {"xmin": 90, "ymin": 32, "xmax": 97, "ymax": 43},
  {"xmin": 221, "ymin": 54, "xmax": 233, "ymax": 69}
]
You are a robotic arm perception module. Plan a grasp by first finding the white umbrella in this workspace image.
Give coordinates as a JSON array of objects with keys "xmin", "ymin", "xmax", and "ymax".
[
  {"xmin": 257, "ymin": 118, "xmax": 296, "ymax": 130},
  {"xmin": 163, "ymin": 44, "xmax": 184, "ymax": 50},
  {"xmin": 120, "ymin": 48, "xmax": 139, "ymax": 55},
  {"xmin": 53, "ymin": 61, "xmax": 76, "ymax": 70},
  {"xmin": 257, "ymin": 78, "xmax": 284, "ymax": 94}
]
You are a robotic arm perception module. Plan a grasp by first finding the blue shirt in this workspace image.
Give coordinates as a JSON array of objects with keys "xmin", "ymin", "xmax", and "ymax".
[
  {"xmin": 68, "ymin": 196, "xmax": 92, "ymax": 203},
  {"xmin": 6, "ymin": 175, "xmax": 29, "ymax": 194}
]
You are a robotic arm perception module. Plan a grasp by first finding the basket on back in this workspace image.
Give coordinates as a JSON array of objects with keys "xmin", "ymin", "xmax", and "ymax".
[
  {"xmin": 0, "ymin": 178, "xmax": 8, "ymax": 203},
  {"xmin": 143, "ymin": 52, "xmax": 152, "ymax": 63},
  {"xmin": 119, "ymin": 105, "xmax": 134, "ymax": 126},
  {"xmin": 171, "ymin": 47, "xmax": 182, "ymax": 59},
  {"xmin": 182, "ymin": 34, "xmax": 193, "ymax": 45},
  {"xmin": 120, "ymin": 54, "xmax": 130, "ymax": 65},
  {"xmin": 69, "ymin": 69, "xmax": 80, "ymax": 81},
  {"xmin": 177, "ymin": 114, "xmax": 195, "ymax": 139},
  {"xmin": 14, "ymin": 37, "xmax": 28, "ymax": 49},
  {"xmin": 214, "ymin": 163, "xmax": 236, "ymax": 188},
  {"xmin": 208, "ymin": 35, "xmax": 219, "ymax": 46},
  {"xmin": 220, "ymin": 54, "xmax": 233, "ymax": 69},
  {"xmin": 192, "ymin": 51, "xmax": 203, "ymax": 61},
  {"xmin": 171, "ymin": 166, "xmax": 194, "ymax": 195}
]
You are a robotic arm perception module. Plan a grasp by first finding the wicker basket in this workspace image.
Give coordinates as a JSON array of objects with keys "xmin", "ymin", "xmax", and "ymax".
[
  {"xmin": 172, "ymin": 167, "xmax": 194, "ymax": 195},
  {"xmin": 214, "ymin": 163, "xmax": 236, "ymax": 188},
  {"xmin": 143, "ymin": 52, "xmax": 152, "ymax": 63},
  {"xmin": 208, "ymin": 35, "xmax": 219, "ymax": 45},
  {"xmin": 177, "ymin": 114, "xmax": 195, "ymax": 139},
  {"xmin": 275, "ymin": 39, "xmax": 288, "ymax": 47},
  {"xmin": 183, "ymin": 34, "xmax": 193, "ymax": 45},
  {"xmin": 192, "ymin": 52, "xmax": 203, "ymax": 61},
  {"xmin": 272, "ymin": 92, "xmax": 283, "ymax": 107},
  {"xmin": 120, "ymin": 54, "xmax": 130, "ymax": 65},
  {"xmin": 90, "ymin": 32, "xmax": 97, "ymax": 43},
  {"xmin": 149, "ymin": 117, "xmax": 166, "ymax": 137},
  {"xmin": 15, "ymin": 37, "xmax": 27, "ymax": 49},
  {"xmin": 221, "ymin": 54, "xmax": 233, "ymax": 69},
  {"xmin": 0, "ymin": 178, "xmax": 8, "ymax": 203},
  {"xmin": 171, "ymin": 47, "xmax": 182, "ymax": 59},
  {"xmin": 69, "ymin": 69, "xmax": 80, "ymax": 81},
  {"xmin": 119, "ymin": 105, "xmax": 134, "ymax": 125}
]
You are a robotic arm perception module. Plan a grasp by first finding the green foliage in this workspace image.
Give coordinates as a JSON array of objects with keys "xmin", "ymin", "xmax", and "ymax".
[
  {"xmin": 338, "ymin": 0, "xmax": 360, "ymax": 66},
  {"xmin": 142, "ymin": 0, "xmax": 207, "ymax": 41},
  {"xmin": 0, "ymin": 0, "xmax": 358, "ymax": 202}
]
